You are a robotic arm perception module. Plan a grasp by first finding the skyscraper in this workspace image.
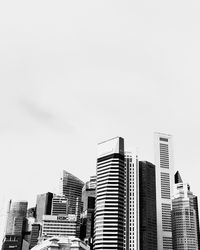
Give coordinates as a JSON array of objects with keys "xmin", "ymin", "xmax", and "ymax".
[
  {"xmin": 154, "ymin": 132, "xmax": 174, "ymax": 250},
  {"xmin": 2, "ymin": 200, "xmax": 28, "ymax": 250},
  {"xmin": 94, "ymin": 137, "xmax": 125, "ymax": 250},
  {"xmin": 59, "ymin": 170, "xmax": 84, "ymax": 239},
  {"xmin": 124, "ymin": 152, "xmax": 139, "ymax": 250},
  {"xmin": 172, "ymin": 173, "xmax": 200, "ymax": 250},
  {"xmin": 139, "ymin": 161, "xmax": 157, "ymax": 250},
  {"xmin": 60, "ymin": 170, "xmax": 84, "ymax": 216},
  {"xmin": 80, "ymin": 176, "xmax": 96, "ymax": 249},
  {"xmin": 5, "ymin": 200, "xmax": 28, "ymax": 236},
  {"xmin": 36, "ymin": 193, "xmax": 53, "ymax": 223}
]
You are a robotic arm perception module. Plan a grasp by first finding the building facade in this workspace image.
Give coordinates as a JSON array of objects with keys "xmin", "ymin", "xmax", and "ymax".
[
  {"xmin": 154, "ymin": 132, "xmax": 174, "ymax": 250},
  {"xmin": 2, "ymin": 200, "xmax": 28, "ymax": 250},
  {"xmin": 29, "ymin": 223, "xmax": 41, "ymax": 249},
  {"xmin": 36, "ymin": 193, "xmax": 53, "ymax": 223},
  {"xmin": 41, "ymin": 215, "xmax": 77, "ymax": 240},
  {"xmin": 172, "ymin": 175, "xmax": 200, "ymax": 250},
  {"xmin": 5, "ymin": 200, "xmax": 28, "ymax": 236},
  {"xmin": 124, "ymin": 152, "xmax": 139, "ymax": 250},
  {"xmin": 139, "ymin": 161, "xmax": 157, "ymax": 250},
  {"xmin": 94, "ymin": 137, "xmax": 125, "ymax": 250},
  {"xmin": 60, "ymin": 171, "xmax": 84, "ymax": 216},
  {"xmin": 51, "ymin": 195, "xmax": 68, "ymax": 216}
]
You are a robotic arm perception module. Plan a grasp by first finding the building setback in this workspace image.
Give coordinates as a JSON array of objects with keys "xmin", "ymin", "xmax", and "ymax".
[
  {"xmin": 154, "ymin": 132, "xmax": 174, "ymax": 250},
  {"xmin": 94, "ymin": 137, "xmax": 125, "ymax": 250},
  {"xmin": 139, "ymin": 161, "xmax": 157, "ymax": 250}
]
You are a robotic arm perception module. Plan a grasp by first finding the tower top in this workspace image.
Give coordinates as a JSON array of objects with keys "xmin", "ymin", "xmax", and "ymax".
[{"xmin": 174, "ymin": 171, "xmax": 183, "ymax": 184}]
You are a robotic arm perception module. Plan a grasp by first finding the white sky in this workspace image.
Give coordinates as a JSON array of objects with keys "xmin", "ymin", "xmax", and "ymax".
[{"xmin": 1, "ymin": 0, "xmax": 200, "ymax": 242}]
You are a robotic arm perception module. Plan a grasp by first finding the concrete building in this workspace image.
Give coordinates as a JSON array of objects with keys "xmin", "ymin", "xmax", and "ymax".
[
  {"xmin": 124, "ymin": 152, "xmax": 139, "ymax": 250},
  {"xmin": 41, "ymin": 214, "xmax": 77, "ymax": 240},
  {"xmin": 30, "ymin": 236, "xmax": 90, "ymax": 250},
  {"xmin": 172, "ymin": 173, "xmax": 200, "ymax": 250},
  {"xmin": 94, "ymin": 137, "xmax": 125, "ymax": 250},
  {"xmin": 36, "ymin": 193, "xmax": 53, "ymax": 223},
  {"xmin": 154, "ymin": 132, "xmax": 174, "ymax": 249},
  {"xmin": 139, "ymin": 161, "xmax": 157, "ymax": 250}
]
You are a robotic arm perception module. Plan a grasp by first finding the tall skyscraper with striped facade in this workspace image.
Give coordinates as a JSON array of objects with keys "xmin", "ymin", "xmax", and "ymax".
[
  {"xmin": 154, "ymin": 132, "xmax": 174, "ymax": 250},
  {"xmin": 94, "ymin": 137, "xmax": 125, "ymax": 250}
]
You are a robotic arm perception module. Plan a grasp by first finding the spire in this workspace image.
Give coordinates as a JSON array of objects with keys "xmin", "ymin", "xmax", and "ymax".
[{"xmin": 174, "ymin": 171, "xmax": 183, "ymax": 184}]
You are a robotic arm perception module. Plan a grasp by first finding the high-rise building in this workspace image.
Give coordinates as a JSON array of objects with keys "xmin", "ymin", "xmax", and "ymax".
[
  {"xmin": 51, "ymin": 195, "xmax": 68, "ymax": 216},
  {"xmin": 124, "ymin": 152, "xmax": 139, "ymax": 250},
  {"xmin": 139, "ymin": 161, "xmax": 157, "ymax": 250},
  {"xmin": 172, "ymin": 173, "xmax": 200, "ymax": 250},
  {"xmin": 2, "ymin": 200, "xmax": 28, "ymax": 250},
  {"xmin": 36, "ymin": 193, "xmax": 53, "ymax": 223},
  {"xmin": 80, "ymin": 176, "xmax": 96, "ymax": 249},
  {"xmin": 60, "ymin": 171, "xmax": 84, "ymax": 216},
  {"xmin": 5, "ymin": 200, "xmax": 28, "ymax": 236},
  {"xmin": 59, "ymin": 171, "xmax": 84, "ymax": 239},
  {"xmin": 154, "ymin": 132, "xmax": 174, "ymax": 250},
  {"xmin": 94, "ymin": 137, "xmax": 125, "ymax": 250}
]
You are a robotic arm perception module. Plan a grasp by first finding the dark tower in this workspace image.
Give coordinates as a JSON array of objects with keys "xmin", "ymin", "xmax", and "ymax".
[
  {"xmin": 174, "ymin": 171, "xmax": 183, "ymax": 184},
  {"xmin": 139, "ymin": 161, "xmax": 157, "ymax": 250}
]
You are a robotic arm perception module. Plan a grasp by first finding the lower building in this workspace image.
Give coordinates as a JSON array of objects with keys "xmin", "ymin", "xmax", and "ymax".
[
  {"xmin": 41, "ymin": 215, "xmax": 77, "ymax": 240},
  {"xmin": 30, "ymin": 236, "xmax": 90, "ymax": 250},
  {"xmin": 29, "ymin": 224, "xmax": 41, "ymax": 249},
  {"xmin": 2, "ymin": 235, "xmax": 23, "ymax": 250}
]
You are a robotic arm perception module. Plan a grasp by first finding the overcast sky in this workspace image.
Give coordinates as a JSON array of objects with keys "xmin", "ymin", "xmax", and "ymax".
[{"xmin": 1, "ymin": 0, "xmax": 200, "ymax": 242}]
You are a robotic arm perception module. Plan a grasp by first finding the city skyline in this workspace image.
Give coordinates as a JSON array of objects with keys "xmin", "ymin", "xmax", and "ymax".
[
  {"xmin": 1, "ymin": 134, "xmax": 200, "ymax": 250},
  {"xmin": 1, "ymin": 1, "xmax": 200, "ymax": 247},
  {"xmin": 1, "ymin": 132, "xmax": 200, "ymax": 247}
]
